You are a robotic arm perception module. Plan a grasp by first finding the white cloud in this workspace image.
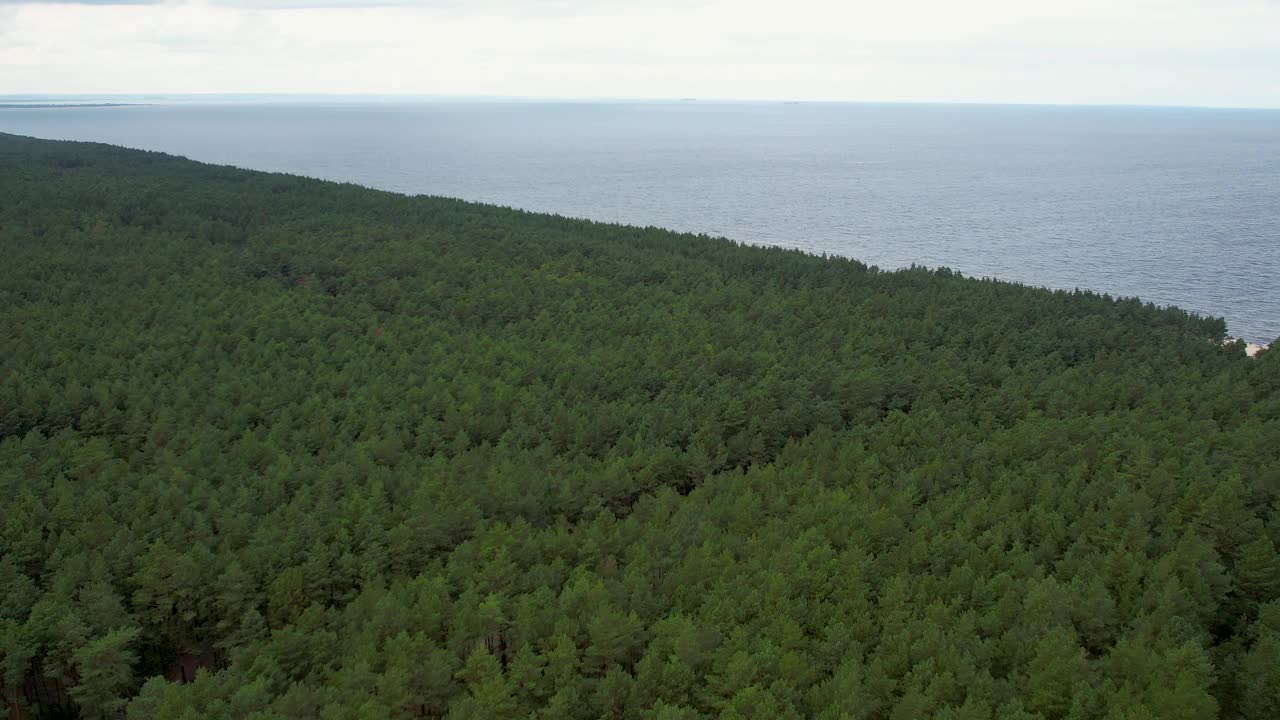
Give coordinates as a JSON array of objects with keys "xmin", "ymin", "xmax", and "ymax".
[{"xmin": 0, "ymin": 0, "xmax": 1277, "ymax": 107}]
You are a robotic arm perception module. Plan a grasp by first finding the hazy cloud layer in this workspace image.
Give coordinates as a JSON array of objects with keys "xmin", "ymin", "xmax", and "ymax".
[
  {"xmin": 2, "ymin": 0, "xmax": 1278, "ymax": 107},
  {"xmin": 0, "ymin": 0, "xmax": 676, "ymax": 7},
  {"xmin": 0, "ymin": 0, "xmax": 160, "ymax": 4}
]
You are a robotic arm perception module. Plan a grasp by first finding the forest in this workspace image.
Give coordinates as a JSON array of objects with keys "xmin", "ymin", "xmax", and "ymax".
[{"xmin": 0, "ymin": 131, "xmax": 1278, "ymax": 719}]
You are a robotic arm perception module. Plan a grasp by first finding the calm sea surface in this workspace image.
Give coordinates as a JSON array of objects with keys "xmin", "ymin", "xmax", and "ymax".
[{"xmin": 3, "ymin": 100, "xmax": 1278, "ymax": 343}]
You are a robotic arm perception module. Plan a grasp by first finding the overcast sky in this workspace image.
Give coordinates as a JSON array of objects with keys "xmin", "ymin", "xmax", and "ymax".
[{"xmin": 2, "ymin": 0, "xmax": 1279, "ymax": 107}]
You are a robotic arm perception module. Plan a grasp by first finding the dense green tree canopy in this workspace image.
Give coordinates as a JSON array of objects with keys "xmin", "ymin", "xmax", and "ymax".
[{"xmin": 0, "ymin": 132, "xmax": 1277, "ymax": 718}]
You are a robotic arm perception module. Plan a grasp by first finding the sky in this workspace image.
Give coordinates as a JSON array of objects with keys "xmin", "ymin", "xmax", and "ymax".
[{"xmin": 1, "ymin": 0, "xmax": 1279, "ymax": 107}]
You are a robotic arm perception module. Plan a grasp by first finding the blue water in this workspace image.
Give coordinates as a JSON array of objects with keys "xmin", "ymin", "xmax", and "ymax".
[{"xmin": 3, "ymin": 100, "xmax": 1278, "ymax": 343}]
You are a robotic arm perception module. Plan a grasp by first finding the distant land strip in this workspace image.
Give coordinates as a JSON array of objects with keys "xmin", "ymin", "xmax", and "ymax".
[{"xmin": 0, "ymin": 103, "xmax": 145, "ymax": 109}]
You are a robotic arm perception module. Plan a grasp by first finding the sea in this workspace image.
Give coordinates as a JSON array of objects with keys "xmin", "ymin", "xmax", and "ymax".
[{"xmin": 3, "ymin": 97, "xmax": 1278, "ymax": 343}]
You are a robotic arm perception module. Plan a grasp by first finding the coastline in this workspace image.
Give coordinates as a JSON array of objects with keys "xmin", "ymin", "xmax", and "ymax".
[{"xmin": 1223, "ymin": 337, "xmax": 1270, "ymax": 358}]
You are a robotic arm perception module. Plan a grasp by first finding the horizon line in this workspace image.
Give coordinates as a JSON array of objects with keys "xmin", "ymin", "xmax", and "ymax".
[{"xmin": 2, "ymin": 92, "xmax": 1280, "ymax": 112}]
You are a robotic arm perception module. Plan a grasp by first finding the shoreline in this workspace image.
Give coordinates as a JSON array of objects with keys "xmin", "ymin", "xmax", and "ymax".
[
  {"xmin": 1223, "ymin": 337, "xmax": 1270, "ymax": 358},
  {"xmin": 0, "ymin": 127, "xmax": 1271, "ymax": 345}
]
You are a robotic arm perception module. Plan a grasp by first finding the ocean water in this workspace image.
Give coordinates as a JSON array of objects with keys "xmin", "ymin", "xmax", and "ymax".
[{"xmin": 3, "ymin": 100, "xmax": 1278, "ymax": 343}]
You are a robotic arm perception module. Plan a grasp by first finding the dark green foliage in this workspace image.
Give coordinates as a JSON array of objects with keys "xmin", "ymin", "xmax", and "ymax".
[{"xmin": 0, "ymin": 132, "xmax": 1277, "ymax": 718}]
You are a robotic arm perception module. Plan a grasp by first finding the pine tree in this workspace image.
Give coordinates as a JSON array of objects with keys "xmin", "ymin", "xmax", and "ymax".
[
  {"xmin": 1235, "ymin": 539, "xmax": 1280, "ymax": 605},
  {"xmin": 70, "ymin": 626, "xmax": 141, "ymax": 720},
  {"xmin": 1024, "ymin": 627, "xmax": 1087, "ymax": 719},
  {"xmin": 1238, "ymin": 604, "xmax": 1280, "ymax": 720},
  {"xmin": 452, "ymin": 647, "xmax": 516, "ymax": 720}
]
